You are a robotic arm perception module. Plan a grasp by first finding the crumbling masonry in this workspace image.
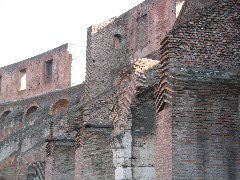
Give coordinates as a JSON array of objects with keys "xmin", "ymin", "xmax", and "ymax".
[{"xmin": 0, "ymin": 0, "xmax": 239, "ymax": 179}]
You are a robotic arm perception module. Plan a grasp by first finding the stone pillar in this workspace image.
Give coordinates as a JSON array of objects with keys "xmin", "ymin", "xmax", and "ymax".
[
  {"xmin": 45, "ymin": 156, "xmax": 54, "ymax": 180},
  {"xmin": 45, "ymin": 140, "xmax": 55, "ymax": 180},
  {"xmin": 113, "ymin": 130, "xmax": 133, "ymax": 180},
  {"xmin": 109, "ymin": 70, "xmax": 136, "ymax": 180},
  {"xmin": 74, "ymin": 131, "xmax": 84, "ymax": 180},
  {"xmin": 52, "ymin": 139, "xmax": 76, "ymax": 180}
]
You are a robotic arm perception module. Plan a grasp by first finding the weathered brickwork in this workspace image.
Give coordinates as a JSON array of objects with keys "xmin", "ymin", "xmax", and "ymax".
[
  {"xmin": 172, "ymin": 80, "xmax": 240, "ymax": 179},
  {"xmin": 0, "ymin": 0, "xmax": 240, "ymax": 179},
  {"xmin": 0, "ymin": 84, "xmax": 83, "ymax": 180},
  {"xmin": 131, "ymin": 89, "xmax": 157, "ymax": 180},
  {"xmin": 0, "ymin": 44, "xmax": 73, "ymax": 103},
  {"xmin": 85, "ymin": 0, "xmax": 177, "ymax": 98},
  {"xmin": 151, "ymin": 0, "xmax": 240, "ymax": 179}
]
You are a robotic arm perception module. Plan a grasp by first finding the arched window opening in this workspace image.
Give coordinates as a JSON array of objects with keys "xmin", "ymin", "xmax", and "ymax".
[
  {"xmin": 0, "ymin": 110, "xmax": 11, "ymax": 121},
  {"xmin": 26, "ymin": 106, "xmax": 39, "ymax": 117},
  {"xmin": 114, "ymin": 34, "xmax": 122, "ymax": 49},
  {"xmin": 176, "ymin": 0, "xmax": 185, "ymax": 18},
  {"xmin": 50, "ymin": 99, "xmax": 69, "ymax": 116}
]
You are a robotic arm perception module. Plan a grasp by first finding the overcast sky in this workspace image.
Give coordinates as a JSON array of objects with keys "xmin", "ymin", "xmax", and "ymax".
[{"xmin": 0, "ymin": 0, "xmax": 144, "ymax": 84}]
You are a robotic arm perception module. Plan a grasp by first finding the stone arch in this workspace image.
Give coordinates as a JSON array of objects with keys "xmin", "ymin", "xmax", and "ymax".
[
  {"xmin": 50, "ymin": 99, "xmax": 69, "ymax": 116},
  {"xmin": 26, "ymin": 161, "xmax": 45, "ymax": 180},
  {"xmin": 0, "ymin": 110, "xmax": 11, "ymax": 121},
  {"xmin": 25, "ymin": 106, "xmax": 39, "ymax": 117}
]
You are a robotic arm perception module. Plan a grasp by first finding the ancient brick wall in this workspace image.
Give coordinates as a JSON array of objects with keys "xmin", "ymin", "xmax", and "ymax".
[
  {"xmin": 174, "ymin": 0, "xmax": 216, "ymax": 27},
  {"xmin": 82, "ymin": 130, "xmax": 114, "ymax": 180},
  {"xmin": 85, "ymin": 0, "xmax": 178, "ymax": 98},
  {"xmin": 152, "ymin": 0, "xmax": 240, "ymax": 179},
  {"xmin": 105, "ymin": 57, "xmax": 160, "ymax": 180},
  {"xmin": 146, "ymin": 31, "xmax": 174, "ymax": 179},
  {"xmin": 52, "ymin": 144, "xmax": 76, "ymax": 180},
  {"xmin": 0, "ymin": 84, "xmax": 83, "ymax": 180},
  {"xmin": 0, "ymin": 44, "xmax": 73, "ymax": 102},
  {"xmin": 1, "ymin": 0, "xmax": 239, "ymax": 179},
  {"xmin": 170, "ymin": 0, "xmax": 240, "ymax": 75},
  {"xmin": 172, "ymin": 80, "xmax": 240, "ymax": 179},
  {"xmin": 155, "ymin": 105, "xmax": 172, "ymax": 179},
  {"xmin": 131, "ymin": 88, "xmax": 157, "ymax": 179}
]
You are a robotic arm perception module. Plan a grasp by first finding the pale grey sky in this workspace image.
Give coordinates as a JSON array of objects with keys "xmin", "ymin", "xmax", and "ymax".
[{"xmin": 0, "ymin": 0, "xmax": 144, "ymax": 84}]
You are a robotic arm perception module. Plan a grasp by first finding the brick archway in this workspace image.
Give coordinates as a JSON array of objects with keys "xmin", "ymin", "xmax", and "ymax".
[{"xmin": 49, "ymin": 99, "xmax": 69, "ymax": 116}]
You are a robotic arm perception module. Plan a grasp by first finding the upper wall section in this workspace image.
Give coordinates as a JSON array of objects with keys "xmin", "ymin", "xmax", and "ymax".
[
  {"xmin": 170, "ymin": 0, "xmax": 240, "ymax": 77},
  {"xmin": 0, "ymin": 44, "xmax": 73, "ymax": 103},
  {"xmin": 174, "ymin": 0, "xmax": 215, "ymax": 28},
  {"xmin": 85, "ymin": 0, "xmax": 179, "ymax": 98},
  {"xmin": 148, "ymin": 0, "xmax": 240, "ymax": 81}
]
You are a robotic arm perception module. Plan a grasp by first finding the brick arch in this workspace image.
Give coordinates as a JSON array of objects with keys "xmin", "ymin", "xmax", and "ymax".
[
  {"xmin": 50, "ymin": 99, "xmax": 70, "ymax": 116},
  {"xmin": 26, "ymin": 161, "xmax": 45, "ymax": 180},
  {"xmin": 0, "ymin": 110, "xmax": 11, "ymax": 121},
  {"xmin": 25, "ymin": 105, "xmax": 39, "ymax": 117}
]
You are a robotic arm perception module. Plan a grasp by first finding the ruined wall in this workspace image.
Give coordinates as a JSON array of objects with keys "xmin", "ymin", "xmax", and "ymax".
[
  {"xmin": 151, "ymin": 0, "xmax": 240, "ymax": 178},
  {"xmin": 0, "ymin": 84, "xmax": 83, "ymax": 180},
  {"xmin": 0, "ymin": 44, "xmax": 73, "ymax": 102},
  {"xmin": 174, "ymin": 0, "xmax": 216, "ymax": 27},
  {"xmin": 85, "ymin": 0, "xmax": 178, "ymax": 98},
  {"xmin": 105, "ymin": 57, "xmax": 160, "ymax": 180},
  {"xmin": 131, "ymin": 88, "xmax": 156, "ymax": 180},
  {"xmin": 82, "ymin": 130, "xmax": 114, "ymax": 180},
  {"xmin": 171, "ymin": 80, "xmax": 240, "ymax": 179},
  {"xmin": 170, "ymin": 0, "xmax": 240, "ymax": 75},
  {"xmin": 155, "ymin": 105, "xmax": 172, "ymax": 179},
  {"xmin": 51, "ymin": 144, "xmax": 76, "ymax": 180},
  {"xmin": 1, "ymin": 0, "xmax": 239, "ymax": 179}
]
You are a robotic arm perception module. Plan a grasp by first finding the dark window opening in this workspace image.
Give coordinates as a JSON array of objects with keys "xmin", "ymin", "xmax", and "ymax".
[
  {"xmin": 0, "ymin": 110, "xmax": 11, "ymax": 121},
  {"xmin": 114, "ymin": 34, "xmax": 122, "ymax": 49},
  {"xmin": 45, "ymin": 60, "xmax": 53, "ymax": 82},
  {"xmin": 26, "ymin": 106, "xmax": 39, "ymax": 117}
]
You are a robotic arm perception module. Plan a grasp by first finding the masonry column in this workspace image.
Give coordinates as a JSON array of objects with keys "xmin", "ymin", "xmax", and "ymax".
[
  {"xmin": 113, "ymin": 130, "xmax": 133, "ymax": 180},
  {"xmin": 45, "ymin": 129, "xmax": 76, "ymax": 180},
  {"xmin": 45, "ymin": 140, "xmax": 55, "ymax": 180},
  {"xmin": 52, "ymin": 139, "xmax": 76, "ymax": 180},
  {"xmin": 74, "ymin": 131, "xmax": 84, "ymax": 180},
  {"xmin": 110, "ymin": 91, "xmax": 134, "ymax": 180}
]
